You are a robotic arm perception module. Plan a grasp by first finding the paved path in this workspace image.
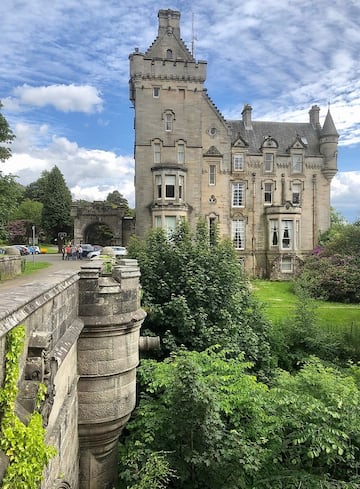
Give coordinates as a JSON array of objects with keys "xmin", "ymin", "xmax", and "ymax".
[{"xmin": 0, "ymin": 254, "xmax": 83, "ymax": 292}]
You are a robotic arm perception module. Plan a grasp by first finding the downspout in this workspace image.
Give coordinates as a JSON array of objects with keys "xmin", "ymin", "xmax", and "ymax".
[
  {"xmin": 252, "ymin": 172, "xmax": 256, "ymax": 277},
  {"xmin": 312, "ymin": 174, "xmax": 317, "ymax": 249}
]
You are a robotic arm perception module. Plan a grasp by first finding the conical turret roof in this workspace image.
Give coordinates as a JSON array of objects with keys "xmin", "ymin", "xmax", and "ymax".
[{"xmin": 320, "ymin": 109, "xmax": 339, "ymax": 137}]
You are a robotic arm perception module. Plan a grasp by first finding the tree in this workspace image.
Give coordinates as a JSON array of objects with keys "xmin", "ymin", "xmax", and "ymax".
[
  {"xmin": 23, "ymin": 171, "xmax": 50, "ymax": 203},
  {"xmin": 128, "ymin": 220, "xmax": 271, "ymax": 374},
  {"xmin": 41, "ymin": 166, "xmax": 73, "ymax": 240},
  {"xmin": 106, "ymin": 190, "xmax": 134, "ymax": 216},
  {"xmin": 119, "ymin": 349, "xmax": 360, "ymax": 489},
  {"xmin": 11, "ymin": 199, "xmax": 43, "ymax": 226},
  {"xmin": 0, "ymin": 174, "xmax": 24, "ymax": 240},
  {"xmin": 0, "ymin": 101, "xmax": 15, "ymax": 162}
]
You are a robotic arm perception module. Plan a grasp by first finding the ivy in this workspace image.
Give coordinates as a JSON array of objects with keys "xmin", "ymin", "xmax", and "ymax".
[{"xmin": 0, "ymin": 325, "xmax": 56, "ymax": 489}]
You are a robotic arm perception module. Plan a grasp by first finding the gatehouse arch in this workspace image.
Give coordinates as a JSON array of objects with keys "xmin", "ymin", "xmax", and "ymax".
[{"xmin": 71, "ymin": 201, "xmax": 135, "ymax": 246}]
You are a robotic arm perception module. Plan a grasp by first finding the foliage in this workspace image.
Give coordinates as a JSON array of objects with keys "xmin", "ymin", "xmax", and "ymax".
[
  {"xmin": 0, "ymin": 173, "xmax": 24, "ymax": 240},
  {"xmin": 106, "ymin": 190, "xmax": 134, "ymax": 216},
  {"xmin": 41, "ymin": 166, "xmax": 73, "ymax": 239},
  {"xmin": 297, "ymin": 253, "xmax": 360, "ymax": 303},
  {"xmin": 10, "ymin": 198, "xmax": 43, "ymax": 226},
  {"xmin": 128, "ymin": 220, "xmax": 271, "ymax": 374},
  {"xmin": 0, "ymin": 102, "xmax": 15, "ymax": 162},
  {"xmin": 6, "ymin": 219, "xmax": 31, "ymax": 244},
  {"xmin": 23, "ymin": 171, "xmax": 50, "ymax": 203},
  {"xmin": 119, "ymin": 348, "xmax": 360, "ymax": 488},
  {"xmin": 0, "ymin": 325, "xmax": 56, "ymax": 489}
]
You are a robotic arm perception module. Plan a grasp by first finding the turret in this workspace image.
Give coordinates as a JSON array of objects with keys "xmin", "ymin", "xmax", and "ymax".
[{"xmin": 320, "ymin": 108, "xmax": 339, "ymax": 181}]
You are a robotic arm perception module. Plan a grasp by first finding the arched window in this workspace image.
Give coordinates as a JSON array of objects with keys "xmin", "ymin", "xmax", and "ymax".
[
  {"xmin": 166, "ymin": 49, "xmax": 173, "ymax": 59},
  {"xmin": 165, "ymin": 113, "xmax": 173, "ymax": 132}
]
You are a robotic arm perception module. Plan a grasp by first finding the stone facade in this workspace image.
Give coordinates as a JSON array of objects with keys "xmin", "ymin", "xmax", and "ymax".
[
  {"xmin": 0, "ymin": 260, "xmax": 146, "ymax": 489},
  {"xmin": 129, "ymin": 9, "xmax": 339, "ymax": 278}
]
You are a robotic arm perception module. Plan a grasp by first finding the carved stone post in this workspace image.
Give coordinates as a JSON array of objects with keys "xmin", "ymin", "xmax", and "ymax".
[{"xmin": 77, "ymin": 260, "xmax": 146, "ymax": 489}]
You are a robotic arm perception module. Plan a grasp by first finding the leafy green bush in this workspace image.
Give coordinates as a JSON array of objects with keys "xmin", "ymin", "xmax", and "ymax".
[{"xmin": 297, "ymin": 254, "xmax": 360, "ymax": 303}]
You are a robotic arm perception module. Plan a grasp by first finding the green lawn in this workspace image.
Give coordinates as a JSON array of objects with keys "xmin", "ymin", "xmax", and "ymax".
[
  {"xmin": 22, "ymin": 261, "xmax": 51, "ymax": 275},
  {"xmin": 251, "ymin": 279, "xmax": 360, "ymax": 329}
]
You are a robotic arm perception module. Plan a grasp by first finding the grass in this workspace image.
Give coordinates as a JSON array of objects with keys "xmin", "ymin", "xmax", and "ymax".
[
  {"xmin": 252, "ymin": 279, "xmax": 360, "ymax": 329},
  {"xmin": 22, "ymin": 261, "xmax": 51, "ymax": 276}
]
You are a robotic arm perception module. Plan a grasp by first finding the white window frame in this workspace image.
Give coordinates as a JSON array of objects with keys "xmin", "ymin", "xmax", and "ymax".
[
  {"xmin": 264, "ymin": 153, "xmax": 274, "ymax": 172},
  {"xmin": 177, "ymin": 143, "xmax": 185, "ymax": 164},
  {"xmin": 292, "ymin": 182, "xmax": 301, "ymax": 205},
  {"xmin": 155, "ymin": 175, "xmax": 162, "ymax": 199},
  {"xmin": 165, "ymin": 216, "xmax": 176, "ymax": 236},
  {"xmin": 281, "ymin": 256, "xmax": 293, "ymax": 272},
  {"xmin": 179, "ymin": 175, "xmax": 184, "ymax": 200},
  {"xmin": 154, "ymin": 142, "xmax": 161, "ymax": 164},
  {"xmin": 165, "ymin": 175, "xmax": 176, "ymax": 199},
  {"xmin": 233, "ymin": 153, "xmax": 244, "ymax": 171},
  {"xmin": 232, "ymin": 220, "xmax": 245, "ymax": 250},
  {"xmin": 209, "ymin": 165, "xmax": 216, "ymax": 185},
  {"xmin": 153, "ymin": 87, "xmax": 160, "ymax": 98},
  {"xmin": 154, "ymin": 216, "xmax": 162, "ymax": 228},
  {"xmin": 264, "ymin": 182, "xmax": 273, "ymax": 205},
  {"xmin": 292, "ymin": 154, "xmax": 303, "ymax": 173},
  {"xmin": 281, "ymin": 220, "xmax": 293, "ymax": 250},
  {"xmin": 232, "ymin": 182, "xmax": 245, "ymax": 207},
  {"xmin": 270, "ymin": 219, "xmax": 279, "ymax": 247},
  {"xmin": 165, "ymin": 113, "xmax": 173, "ymax": 132}
]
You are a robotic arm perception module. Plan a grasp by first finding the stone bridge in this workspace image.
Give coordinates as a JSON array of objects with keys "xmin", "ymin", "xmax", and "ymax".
[{"xmin": 0, "ymin": 259, "xmax": 147, "ymax": 489}]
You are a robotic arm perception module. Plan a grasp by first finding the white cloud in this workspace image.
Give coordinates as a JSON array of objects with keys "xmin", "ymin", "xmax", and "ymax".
[
  {"xmin": 331, "ymin": 172, "xmax": 360, "ymax": 222},
  {"xmin": 11, "ymin": 84, "xmax": 103, "ymax": 113}
]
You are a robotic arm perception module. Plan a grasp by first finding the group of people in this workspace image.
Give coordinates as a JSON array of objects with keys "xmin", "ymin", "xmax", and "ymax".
[{"xmin": 62, "ymin": 244, "xmax": 83, "ymax": 260}]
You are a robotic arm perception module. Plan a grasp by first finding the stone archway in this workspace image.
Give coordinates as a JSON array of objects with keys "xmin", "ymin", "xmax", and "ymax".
[
  {"xmin": 84, "ymin": 222, "xmax": 114, "ymax": 246},
  {"xmin": 71, "ymin": 201, "xmax": 135, "ymax": 246}
]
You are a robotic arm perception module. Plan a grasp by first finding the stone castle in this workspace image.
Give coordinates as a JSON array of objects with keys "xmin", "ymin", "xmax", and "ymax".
[{"xmin": 129, "ymin": 9, "xmax": 339, "ymax": 278}]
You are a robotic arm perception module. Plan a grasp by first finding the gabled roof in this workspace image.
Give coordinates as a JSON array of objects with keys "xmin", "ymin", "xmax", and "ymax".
[
  {"xmin": 145, "ymin": 9, "xmax": 195, "ymax": 62},
  {"xmin": 203, "ymin": 145, "xmax": 223, "ymax": 157},
  {"xmin": 228, "ymin": 120, "xmax": 321, "ymax": 155}
]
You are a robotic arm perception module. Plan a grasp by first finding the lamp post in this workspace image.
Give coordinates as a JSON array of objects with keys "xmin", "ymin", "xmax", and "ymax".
[{"xmin": 32, "ymin": 226, "xmax": 35, "ymax": 264}]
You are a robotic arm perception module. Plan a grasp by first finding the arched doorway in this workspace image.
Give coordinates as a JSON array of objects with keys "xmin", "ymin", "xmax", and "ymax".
[{"xmin": 84, "ymin": 222, "xmax": 114, "ymax": 246}]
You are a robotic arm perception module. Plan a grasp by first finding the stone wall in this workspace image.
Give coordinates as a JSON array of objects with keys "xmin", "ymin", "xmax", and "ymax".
[
  {"xmin": 0, "ymin": 254, "xmax": 22, "ymax": 281},
  {"xmin": 0, "ymin": 259, "xmax": 145, "ymax": 489}
]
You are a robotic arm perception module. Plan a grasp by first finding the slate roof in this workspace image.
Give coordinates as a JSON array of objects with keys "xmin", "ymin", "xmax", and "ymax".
[{"xmin": 228, "ymin": 120, "xmax": 321, "ymax": 156}]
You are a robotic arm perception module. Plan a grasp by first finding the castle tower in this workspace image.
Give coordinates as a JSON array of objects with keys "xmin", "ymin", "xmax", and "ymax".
[
  {"xmin": 129, "ymin": 9, "xmax": 339, "ymax": 279},
  {"xmin": 129, "ymin": 9, "xmax": 208, "ymax": 237},
  {"xmin": 320, "ymin": 108, "xmax": 339, "ymax": 181}
]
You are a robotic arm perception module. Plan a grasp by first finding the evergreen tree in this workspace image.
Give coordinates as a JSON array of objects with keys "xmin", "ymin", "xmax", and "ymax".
[
  {"xmin": 41, "ymin": 166, "xmax": 73, "ymax": 240},
  {"xmin": 23, "ymin": 171, "xmax": 50, "ymax": 203}
]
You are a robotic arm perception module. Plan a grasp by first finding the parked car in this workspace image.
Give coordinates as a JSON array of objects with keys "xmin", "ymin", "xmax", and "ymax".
[
  {"xmin": 111, "ymin": 246, "xmax": 127, "ymax": 256},
  {"xmin": 80, "ymin": 244, "xmax": 94, "ymax": 258},
  {"xmin": 28, "ymin": 245, "xmax": 41, "ymax": 254},
  {"xmin": 12, "ymin": 245, "xmax": 30, "ymax": 255},
  {"xmin": 87, "ymin": 248, "xmax": 102, "ymax": 259}
]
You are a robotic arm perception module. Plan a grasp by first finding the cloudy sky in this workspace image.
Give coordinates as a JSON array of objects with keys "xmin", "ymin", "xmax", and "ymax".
[{"xmin": 1, "ymin": 0, "xmax": 359, "ymax": 222}]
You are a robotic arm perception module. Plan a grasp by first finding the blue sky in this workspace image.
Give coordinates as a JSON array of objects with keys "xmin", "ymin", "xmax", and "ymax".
[{"xmin": 1, "ymin": 0, "xmax": 359, "ymax": 222}]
